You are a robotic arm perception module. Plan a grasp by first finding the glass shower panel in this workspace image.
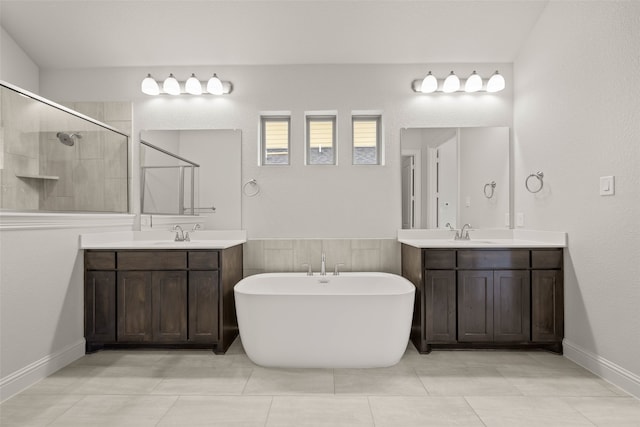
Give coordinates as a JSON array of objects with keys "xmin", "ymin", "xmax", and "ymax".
[{"xmin": 0, "ymin": 83, "xmax": 129, "ymax": 213}]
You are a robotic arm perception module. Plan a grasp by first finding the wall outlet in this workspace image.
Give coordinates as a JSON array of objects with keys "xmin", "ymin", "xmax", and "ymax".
[
  {"xmin": 516, "ymin": 212, "xmax": 525, "ymax": 227},
  {"xmin": 505, "ymin": 213, "xmax": 510, "ymax": 227}
]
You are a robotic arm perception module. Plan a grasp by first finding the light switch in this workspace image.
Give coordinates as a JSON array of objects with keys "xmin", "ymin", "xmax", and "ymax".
[
  {"xmin": 600, "ymin": 176, "xmax": 615, "ymax": 196},
  {"xmin": 465, "ymin": 196, "xmax": 471, "ymax": 207}
]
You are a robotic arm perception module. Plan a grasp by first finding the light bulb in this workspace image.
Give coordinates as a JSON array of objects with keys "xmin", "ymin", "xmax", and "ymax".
[
  {"xmin": 420, "ymin": 71, "xmax": 438, "ymax": 93},
  {"xmin": 442, "ymin": 71, "xmax": 460, "ymax": 93},
  {"xmin": 464, "ymin": 71, "xmax": 483, "ymax": 93},
  {"xmin": 141, "ymin": 74, "xmax": 160, "ymax": 95},
  {"xmin": 207, "ymin": 74, "xmax": 224, "ymax": 95},
  {"xmin": 185, "ymin": 73, "xmax": 202, "ymax": 95},
  {"xmin": 163, "ymin": 73, "xmax": 181, "ymax": 95},
  {"xmin": 487, "ymin": 71, "xmax": 505, "ymax": 92}
]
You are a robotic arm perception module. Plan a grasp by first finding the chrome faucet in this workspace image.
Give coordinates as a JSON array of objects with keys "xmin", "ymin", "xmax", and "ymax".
[
  {"xmin": 320, "ymin": 252, "xmax": 326, "ymax": 276},
  {"xmin": 172, "ymin": 225, "xmax": 188, "ymax": 242},
  {"xmin": 301, "ymin": 263, "xmax": 313, "ymax": 276},
  {"xmin": 458, "ymin": 223, "xmax": 472, "ymax": 240},
  {"xmin": 446, "ymin": 222, "xmax": 461, "ymax": 240},
  {"xmin": 184, "ymin": 223, "xmax": 200, "ymax": 242}
]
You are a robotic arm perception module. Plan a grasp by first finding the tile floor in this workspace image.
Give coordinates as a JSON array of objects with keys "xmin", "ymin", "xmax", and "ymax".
[{"xmin": 2, "ymin": 339, "xmax": 639, "ymax": 426}]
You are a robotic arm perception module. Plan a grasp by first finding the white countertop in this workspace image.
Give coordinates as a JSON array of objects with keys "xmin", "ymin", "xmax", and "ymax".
[
  {"xmin": 397, "ymin": 229, "xmax": 567, "ymax": 248},
  {"xmin": 80, "ymin": 230, "xmax": 247, "ymax": 250}
]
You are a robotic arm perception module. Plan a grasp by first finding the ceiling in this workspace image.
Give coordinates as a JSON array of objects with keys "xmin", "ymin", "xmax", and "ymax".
[{"xmin": 0, "ymin": 0, "xmax": 548, "ymax": 69}]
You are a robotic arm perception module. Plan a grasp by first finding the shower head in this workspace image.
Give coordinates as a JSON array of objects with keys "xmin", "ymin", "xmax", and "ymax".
[{"xmin": 56, "ymin": 132, "xmax": 82, "ymax": 146}]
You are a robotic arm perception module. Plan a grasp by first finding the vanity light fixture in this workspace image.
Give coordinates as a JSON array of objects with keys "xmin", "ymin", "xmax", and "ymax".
[
  {"xmin": 464, "ymin": 71, "xmax": 483, "ymax": 93},
  {"xmin": 486, "ymin": 70, "xmax": 506, "ymax": 93},
  {"xmin": 412, "ymin": 70, "xmax": 505, "ymax": 94},
  {"xmin": 140, "ymin": 73, "xmax": 233, "ymax": 95},
  {"xmin": 185, "ymin": 73, "xmax": 203, "ymax": 95},
  {"xmin": 206, "ymin": 73, "xmax": 224, "ymax": 95},
  {"xmin": 163, "ymin": 73, "xmax": 181, "ymax": 95},
  {"xmin": 420, "ymin": 71, "xmax": 438, "ymax": 93},
  {"xmin": 442, "ymin": 71, "xmax": 460, "ymax": 93},
  {"xmin": 141, "ymin": 74, "xmax": 160, "ymax": 95}
]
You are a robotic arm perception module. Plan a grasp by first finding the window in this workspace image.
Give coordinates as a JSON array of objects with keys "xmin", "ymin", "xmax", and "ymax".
[
  {"xmin": 352, "ymin": 115, "xmax": 382, "ymax": 165},
  {"xmin": 306, "ymin": 115, "xmax": 336, "ymax": 165},
  {"xmin": 261, "ymin": 115, "xmax": 290, "ymax": 165}
]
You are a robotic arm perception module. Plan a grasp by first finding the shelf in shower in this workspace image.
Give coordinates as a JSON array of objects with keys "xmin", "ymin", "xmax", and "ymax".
[{"xmin": 15, "ymin": 174, "xmax": 60, "ymax": 180}]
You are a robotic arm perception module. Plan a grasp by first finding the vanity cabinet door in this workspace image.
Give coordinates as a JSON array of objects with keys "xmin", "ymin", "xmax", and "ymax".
[
  {"xmin": 117, "ymin": 271, "xmax": 153, "ymax": 342},
  {"xmin": 152, "ymin": 271, "xmax": 188, "ymax": 342},
  {"xmin": 188, "ymin": 271, "xmax": 220, "ymax": 342},
  {"xmin": 458, "ymin": 270, "xmax": 494, "ymax": 342},
  {"xmin": 532, "ymin": 270, "xmax": 564, "ymax": 342},
  {"xmin": 493, "ymin": 270, "xmax": 530, "ymax": 342},
  {"xmin": 85, "ymin": 271, "xmax": 116, "ymax": 343},
  {"xmin": 117, "ymin": 271, "xmax": 188, "ymax": 342},
  {"xmin": 425, "ymin": 270, "xmax": 456, "ymax": 343}
]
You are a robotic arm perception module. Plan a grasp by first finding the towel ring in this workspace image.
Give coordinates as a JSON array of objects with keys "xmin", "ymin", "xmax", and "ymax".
[
  {"xmin": 483, "ymin": 181, "xmax": 496, "ymax": 199},
  {"xmin": 242, "ymin": 178, "xmax": 260, "ymax": 197},
  {"xmin": 525, "ymin": 171, "xmax": 544, "ymax": 193}
]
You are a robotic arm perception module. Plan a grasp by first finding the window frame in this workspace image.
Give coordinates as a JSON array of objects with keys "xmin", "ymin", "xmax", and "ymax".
[
  {"xmin": 305, "ymin": 113, "xmax": 337, "ymax": 166},
  {"xmin": 352, "ymin": 114, "xmax": 382, "ymax": 165},
  {"xmin": 260, "ymin": 114, "xmax": 291, "ymax": 166}
]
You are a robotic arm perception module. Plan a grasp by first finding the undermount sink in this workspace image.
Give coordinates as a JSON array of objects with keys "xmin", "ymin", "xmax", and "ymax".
[
  {"xmin": 151, "ymin": 240, "xmax": 200, "ymax": 244},
  {"xmin": 444, "ymin": 239, "xmax": 502, "ymax": 244}
]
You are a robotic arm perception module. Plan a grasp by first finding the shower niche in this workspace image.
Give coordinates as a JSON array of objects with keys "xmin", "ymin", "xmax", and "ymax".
[{"xmin": 0, "ymin": 82, "xmax": 129, "ymax": 213}]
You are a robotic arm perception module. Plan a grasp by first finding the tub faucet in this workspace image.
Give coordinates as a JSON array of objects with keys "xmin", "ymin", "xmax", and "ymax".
[
  {"xmin": 320, "ymin": 252, "xmax": 326, "ymax": 276},
  {"xmin": 301, "ymin": 263, "xmax": 313, "ymax": 276},
  {"xmin": 172, "ymin": 225, "xmax": 187, "ymax": 242}
]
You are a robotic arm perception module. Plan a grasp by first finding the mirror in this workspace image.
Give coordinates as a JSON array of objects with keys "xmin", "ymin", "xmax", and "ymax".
[
  {"xmin": 140, "ymin": 129, "xmax": 241, "ymax": 229},
  {"xmin": 401, "ymin": 127, "xmax": 509, "ymax": 229}
]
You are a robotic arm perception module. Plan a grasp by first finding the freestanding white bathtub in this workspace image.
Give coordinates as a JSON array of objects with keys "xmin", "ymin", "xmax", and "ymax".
[{"xmin": 234, "ymin": 272, "xmax": 415, "ymax": 368}]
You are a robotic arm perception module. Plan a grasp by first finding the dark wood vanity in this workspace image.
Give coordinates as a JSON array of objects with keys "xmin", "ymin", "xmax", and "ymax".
[
  {"xmin": 402, "ymin": 245, "xmax": 563, "ymax": 353},
  {"xmin": 84, "ymin": 246, "xmax": 242, "ymax": 354}
]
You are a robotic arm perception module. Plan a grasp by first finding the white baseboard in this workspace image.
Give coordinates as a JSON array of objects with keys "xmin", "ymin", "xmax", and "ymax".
[
  {"xmin": 563, "ymin": 339, "xmax": 640, "ymax": 399},
  {"xmin": 0, "ymin": 338, "xmax": 86, "ymax": 403}
]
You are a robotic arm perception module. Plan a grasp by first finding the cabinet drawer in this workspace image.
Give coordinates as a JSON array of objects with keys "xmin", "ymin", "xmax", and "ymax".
[
  {"xmin": 189, "ymin": 251, "xmax": 219, "ymax": 270},
  {"xmin": 85, "ymin": 251, "xmax": 116, "ymax": 270},
  {"xmin": 118, "ymin": 251, "xmax": 187, "ymax": 270},
  {"xmin": 532, "ymin": 249, "xmax": 563, "ymax": 269},
  {"xmin": 458, "ymin": 250, "xmax": 529, "ymax": 269},
  {"xmin": 424, "ymin": 250, "xmax": 455, "ymax": 269}
]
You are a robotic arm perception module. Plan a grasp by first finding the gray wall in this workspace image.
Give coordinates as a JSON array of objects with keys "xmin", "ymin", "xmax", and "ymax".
[
  {"xmin": 39, "ymin": 63, "xmax": 514, "ymax": 239},
  {"xmin": 514, "ymin": 1, "xmax": 640, "ymax": 390}
]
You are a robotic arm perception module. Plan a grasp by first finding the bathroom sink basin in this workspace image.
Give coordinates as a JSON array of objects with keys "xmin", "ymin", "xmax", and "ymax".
[
  {"xmin": 151, "ymin": 240, "xmax": 203, "ymax": 245},
  {"xmin": 442, "ymin": 239, "xmax": 504, "ymax": 245}
]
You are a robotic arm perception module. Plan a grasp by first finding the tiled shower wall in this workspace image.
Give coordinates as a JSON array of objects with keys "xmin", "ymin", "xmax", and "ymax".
[
  {"xmin": 0, "ymin": 89, "xmax": 41, "ymax": 209},
  {"xmin": 0, "ymin": 94, "xmax": 131, "ymax": 212},
  {"xmin": 39, "ymin": 101, "xmax": 131, "ymax": 212},
  {"xmin": 243, "ymin": 239, "xmax": 401, "ymax": 277}
]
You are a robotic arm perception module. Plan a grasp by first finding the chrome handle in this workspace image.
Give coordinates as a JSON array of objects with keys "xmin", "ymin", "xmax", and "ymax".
[
  {"xmin": 333, "ymin": 263, "xmax": 345, "ymax": 276},
  {"xmin": 301, "ymin": 263, "xmax": 313, "ymax": 276}
]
